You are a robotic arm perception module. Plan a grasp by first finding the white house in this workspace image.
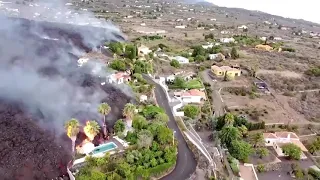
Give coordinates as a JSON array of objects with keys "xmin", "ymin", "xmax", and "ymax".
[
  {"xmin": 274, "ymin": 37, "xmax": 282, "ymax": 41},
  {"xmin": 173, "ymin": 56, "xmax": 189, "ymax": 64},
  {"xmin": 263, "ymin": 132, "xmax": 308, "ymax": 159},
  {"xmin": 220, "ymin": 38, "xmax": 235, "ymax": 43},
  {"xmin": 260, "ymin": 37, "xmax": 267, "ymax": 41},
  {"xmin": 209, "ymin": 53, "xmax": 225, "ymax": 61},
  {"xmin": 238, "ymin": 25, "xmax": 248, "ymax": 29},
  {"xmin": 202, "ymin": 43, "xmax": 214, "ymax": 49},
  {"xmin": 175, "ymin": 25, "xmax": 186, "ymax": 29},
  {"xmin": 221, "ymin": 31, "xmax": 230, "ymax": 34},
  {"xmin": 107, "ymin": 72, "xmax": 131, "ymax": 84},
  {"xmin": 139, "ymin": 95, "xmax": 148, "ymax": 102},
  {"xmin": 174, "ymin": 89, "xmax": 206, "ymax": 104},
  {"xmin": 138, "ymin": 45, "xmax": 152, "ymax": 56}
]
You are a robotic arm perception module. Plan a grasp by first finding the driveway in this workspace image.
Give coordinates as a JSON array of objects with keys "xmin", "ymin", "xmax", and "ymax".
[
  {"xmin": 200, "ymin": 69, "xmax": 225, "ymax": 117},
  {"xmin": 143, "ymin": 75, "xmax": 197, "ymax": 180}
]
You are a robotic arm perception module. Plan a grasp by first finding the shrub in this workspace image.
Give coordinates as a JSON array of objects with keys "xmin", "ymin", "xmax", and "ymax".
[
  {"xmin": 257, "ymin": 164, "xmax": 265, "ymax": 173},
  {"xmin": 170, "ymin": 59, "xmax": 180, "ymax": 68},
  {"xmin": 282, "ymin": 47, "xmax": 296, "ymax": 52}
]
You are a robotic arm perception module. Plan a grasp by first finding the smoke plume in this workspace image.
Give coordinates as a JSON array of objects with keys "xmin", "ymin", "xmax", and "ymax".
[{"xmin": 0, "ymin": 0, "xmax": 129, "ymax": 134}]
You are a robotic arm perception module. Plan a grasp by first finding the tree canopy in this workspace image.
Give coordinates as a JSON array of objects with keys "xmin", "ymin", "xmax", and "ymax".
[
  {"xmin": 229, "ymin": 140, "xmax": 253, "ymax": 162},
  {"xmin": 282, "ymin": 143, "xmax": 302, "ymax": 160},
  {"xmin": 183, "ymin": 105, "xmax": 200, "ymax": 119},
  {"xmin": 114, "ymin": 119, "xmax": 126, "ymax": 134},
  {"xmin": 109, "ymin": 59, "xmax": 126, "ymax": 71},
  {"xmin": 170, "ymin": 59, "xmax": 180, "ymax": 68},
  {"xmin": 219, "ymin": 126, "xmax": 241, "ymax": 147}
]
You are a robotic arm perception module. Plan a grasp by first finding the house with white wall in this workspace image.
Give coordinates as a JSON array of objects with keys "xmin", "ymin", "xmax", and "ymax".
[
  {"xmin": 174, "ymin": 89, "xmax": 206, "ymax": 104},
  {"xmin": 107, "ymin": 72, "xmax": 131, "ymax": 84},
  {"xmin": 138, "ymin": 45, "xmax": 152, "ymax": 56},
  {"xmin": 220, "ymin": 37, "xmax": 235, "ymax": 43},
  {"xmin": 263, "ymin": 132, "xmax": 308, "ymax": 159},
  {"xmin": 173, "ymin": 56, "xmax": 189, "ymax": 64}
]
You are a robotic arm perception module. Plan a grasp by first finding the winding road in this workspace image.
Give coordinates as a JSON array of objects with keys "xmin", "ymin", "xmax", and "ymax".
[
  {"xmin": 200, "ymin": 69, "xmax": 225, "ymax": 117},
  {"xmin": 143, "ymin": 75, "xmax": 197, "ymax": 180}
]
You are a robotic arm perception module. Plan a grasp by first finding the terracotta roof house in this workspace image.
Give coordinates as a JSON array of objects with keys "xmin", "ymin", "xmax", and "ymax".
[
  {"xmin": 264, "ymin": 131, "xmax": 308, "ymax": 159},
  {"xmin": 174, "ymin": 89, "xmax": 206, "ymax": 104}
]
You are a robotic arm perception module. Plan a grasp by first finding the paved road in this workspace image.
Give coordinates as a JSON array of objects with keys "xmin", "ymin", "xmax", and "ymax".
[
  {"xmin": 200, "ymin": 70, "xmax": 225, "ymax": 117},
  {"xmin": 143, "ymin": 75, "xmax": 197, "ymax": 180}
]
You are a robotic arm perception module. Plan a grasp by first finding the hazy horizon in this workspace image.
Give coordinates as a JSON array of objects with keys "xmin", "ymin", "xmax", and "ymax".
[{"xmin": 205, "ymin": 0, "xmax": 320, "ymax": 24}]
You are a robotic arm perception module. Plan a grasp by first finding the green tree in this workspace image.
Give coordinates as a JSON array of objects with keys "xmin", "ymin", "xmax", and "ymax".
[
  {"xmin": 183, "ymin": 105, "xmax": 200, "ymax": 119},
  {"xmin": 137, "ymin": 130, "xmax": 153, "ymax": 148},
  {"xmin": 231, "ymin": 47, "xmax": 239, "ymax": 59},
  {"xmin": 229, "ymin": 140, "xmax": 253, "ymax": 161},
  {"xmin": 257, "ymin": 164, "xmax": 265, "ymax": 173},
  {"xmin": 224, "ymin": 113, "xmax": 234, "ymax": 126},
  {"xmin": 108, "ymin": 42, "xmax": 124, "ymax": 55},
  {"xmin": 192, "ymin": 45, "xmax": 206, "ymax": 57},
  {"xmin": 195, "ymin": 55, "xmax": 206, "ymax": 63},
  {"xmin": 219, "ymin": 126, "xmax": 241, "ymax": 147},
  {"xmin": 295, "ymin": 169, "xmax": 304, "ymax": 179},
  {"xmin": 157, "ymin": 126, "xmax": 173, "ymax": 145},
  {"xmin": 109, "ymin": 59, "xmax": 126, "ymax": 71},
  {"xmin": 132, "ymin": 115, "xmax": 148, "ymax": 130},
  {"xmin": 98, "ymin": 103, "xmax": 111, "ymax": 139},
  {"xmin": 237, "ymin": 125, "xmax": 248, "ymax": 137},
  {"xmin": 256, "ymin": 148, "xmax": 269, "ymax": 158},
  {"xmin": 154, "ymin": 113, "xmax": 169, "ymax": 124},
  {"xmin": 125, "ymin": 44, "xmax": 137, "ymax": 60},
  {"xmin": 77, "ymin": 169, "xmax": 107, "ymax": 180},
  {"xmin": 170, "ymin": 59, "xmax": 180, "ymax": 68},
  {"xmin": 123, "ymin": 103, "xmax": 136, "ymax": 127},
  {"xmin": 83, "ymin": 120, "xmax": 101, "ymax": 141},
  {"xmin": 172, "ymin": 77, "xmax": 186, "ymax": 89},
  {"xmin": 142, "ymin": 105, "xmax": 165, "ymax": 119},
  {"xmin": 106, "ymin": 172, "xmax": 122, "ymax": 180},
  {"xmin": 282, "ymin": 143, "xmax": 302, "ymax": 160},
  {"xmin": 249, "ymin": 132, "xmax": 264, "ymax": 147},
  {"xmin": 64, "ymin": 118, "xmax": 80, "ymax": 153},
  {"xmin": 114, "ymin": 119, "xmax": 125, "ymax": 134}
]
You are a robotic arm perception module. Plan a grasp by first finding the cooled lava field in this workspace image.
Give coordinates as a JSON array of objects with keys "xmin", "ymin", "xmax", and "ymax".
[{"xmin": 0, "ymin": 16, "xmax": 130, "ymax": 180}]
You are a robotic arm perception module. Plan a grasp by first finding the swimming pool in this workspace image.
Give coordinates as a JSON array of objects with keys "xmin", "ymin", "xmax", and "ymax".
[{"xmin": 91, "ymin": 142, "xmax": 118, "ymax": 155}]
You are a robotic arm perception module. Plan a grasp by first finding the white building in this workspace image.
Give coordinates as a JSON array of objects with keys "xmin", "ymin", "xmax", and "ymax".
[
  {"xmin": 238, "ymin": 25, "xmax": 248, "ymax": 29},
  {"xmin": 174, "ymin": 89, "xmax": 206, "ymax": 104},
  {"xmin": 138, "ymin": 45, "xmax": 152, "ymax": 56},
  {"xmin": 107, "ymin": 72, "xmax": 131, "ymax": 84},
  {"xmin": 175, "ymin": 25, "xmax": 186, "ymax": 29},
  {"xmin": 264, "ymin": 132, "xmax": 308, "ymax": 159},
  {"xmin": 260, "ymin": 37, "xmax": 267, "ymax": 41},
  {"xmin": 202, "ymin": 43, "xmax": 214, "ymax": 49},
  {"xmin": 140, "ymin": 95, "xmax": 148, "ymax": 102},
  {"xmin": 274, "ymin": 37, "xmax": 282, "ymax": 41},
  {"xmin": 209, "ymin": 53, "xmax": 225, "ymax": 61},
  {"xmin": 173, "ymin": 56, "xmax": 189, "ymax": 64},
  {"xmin": 220, "ymin": 38, "xmax": 235, "ymax": 43}
]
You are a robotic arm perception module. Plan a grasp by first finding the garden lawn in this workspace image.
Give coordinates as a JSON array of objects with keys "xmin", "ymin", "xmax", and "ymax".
[{"xmin": 185, "ymin": 79, "xmax": 203, "ymax": 89}]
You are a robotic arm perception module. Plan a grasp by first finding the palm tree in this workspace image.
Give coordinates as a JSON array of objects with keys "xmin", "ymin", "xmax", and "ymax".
[
  {"xmin": 64, "ymin": 118, "xmax": 80, "ymax": 153},
  {"xmin": 224, "ymin": 113, "xmax": 234, "ymax": 126},
  {"xmin": 84, "ymin": 121, "xmax": 101, "ymax": 141},
  {"xmin": 123, "ymin": 103, "xmax": 136, "ymax": 127},
  {"xmin": 98, "ymin": 103, "xmax": 111, "ymax": 138}
]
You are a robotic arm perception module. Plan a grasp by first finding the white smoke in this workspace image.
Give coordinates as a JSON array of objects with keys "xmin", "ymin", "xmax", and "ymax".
[{"xmin": 0, "ymin": 0, "xmax": 130, "ymax": 134}]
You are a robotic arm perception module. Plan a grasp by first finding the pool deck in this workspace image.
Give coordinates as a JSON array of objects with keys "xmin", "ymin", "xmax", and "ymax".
[{"xmin": 73, "ymin": 137, "xmax": 127, "ymax": 165}]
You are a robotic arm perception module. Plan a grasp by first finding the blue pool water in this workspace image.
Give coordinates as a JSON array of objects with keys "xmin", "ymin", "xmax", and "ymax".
[{"xmin": 92, "ymin": 142, "xmax": 118, "ymax": 154}]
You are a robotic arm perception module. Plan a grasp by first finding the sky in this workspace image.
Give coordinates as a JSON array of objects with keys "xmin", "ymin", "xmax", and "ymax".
[{"xmin": 206, "ymin": 0, "xmax": 320, "ymax": 24}]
